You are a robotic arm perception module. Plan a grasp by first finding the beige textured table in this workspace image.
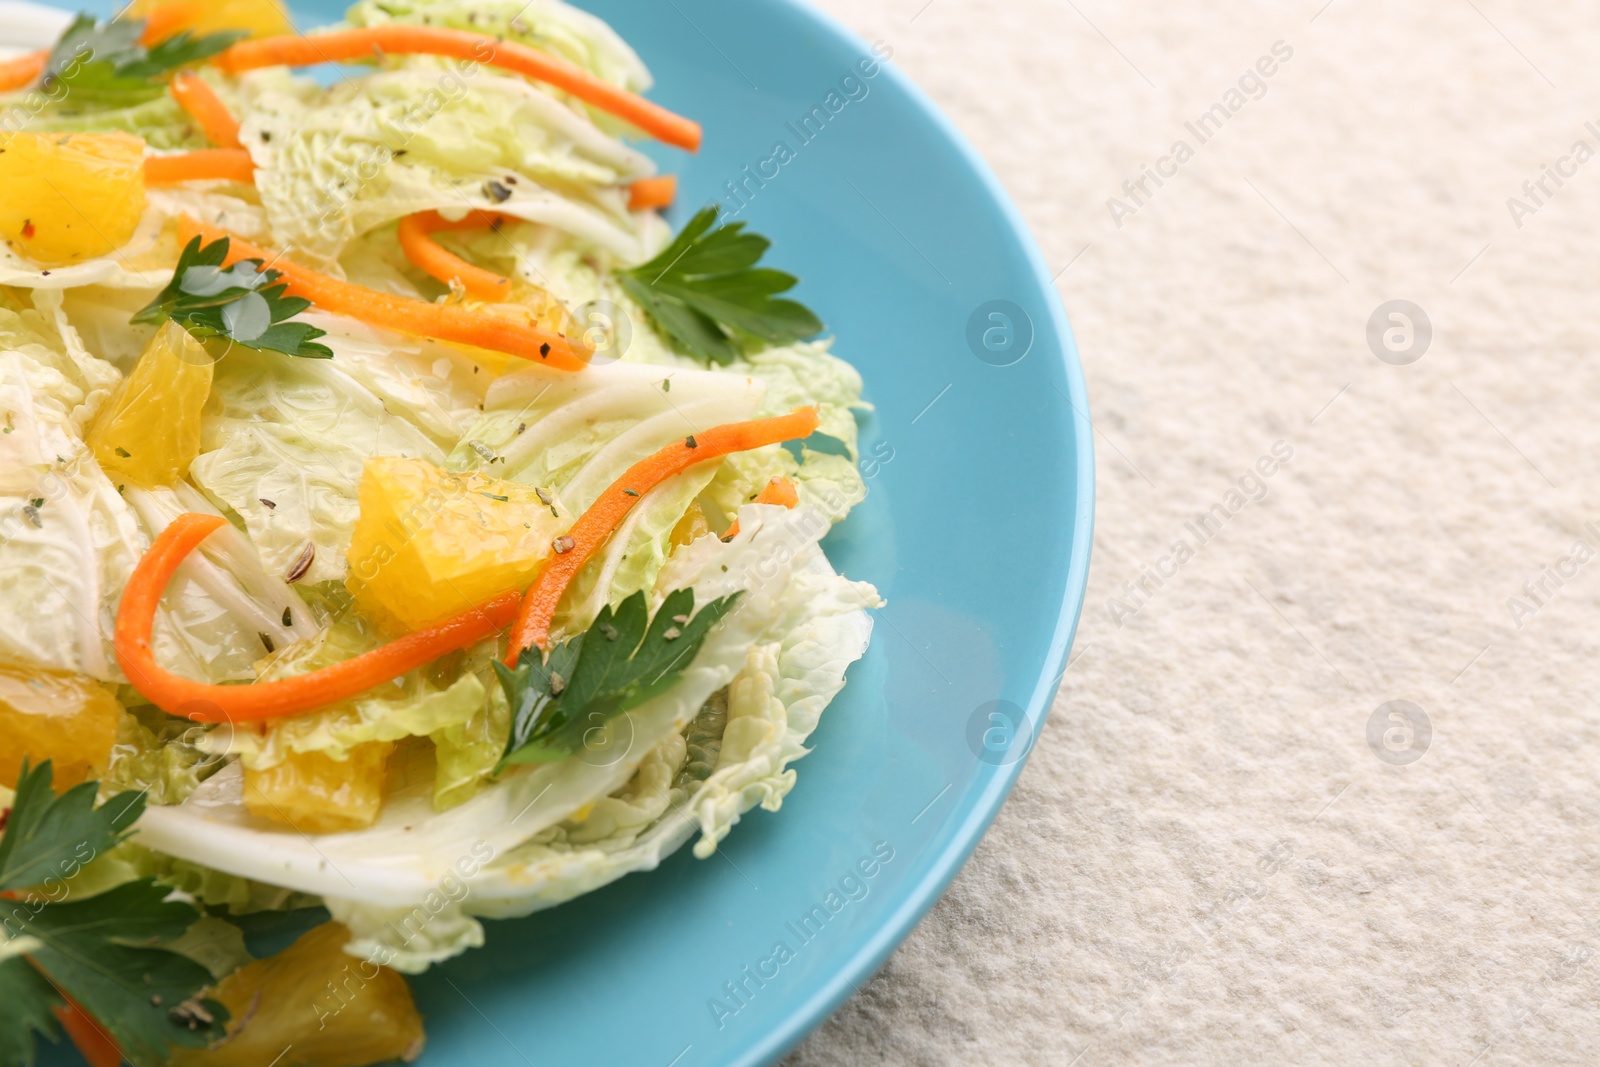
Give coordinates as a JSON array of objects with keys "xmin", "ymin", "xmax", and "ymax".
[{"xmin": 788, "ymin": 1, "xmax": 1600, "ymax": 1064}]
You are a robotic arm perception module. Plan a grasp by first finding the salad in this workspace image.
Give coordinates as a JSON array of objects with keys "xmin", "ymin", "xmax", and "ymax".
[{"xmin": 0, "ymin": 1, "xmax": 879, "ymax": 1064}]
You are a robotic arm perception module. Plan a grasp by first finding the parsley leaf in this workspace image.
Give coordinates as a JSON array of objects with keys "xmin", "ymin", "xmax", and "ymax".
[
  {"xmin": 0, "ymin": 957, "xmax": 59, "ymax": 1067},
  {"xmin": 0, "ymin": 761, "xmax": 143, "ymax": 894},
  {"xmin": 16, "ymin": 881, "xmax": 228, "ymax": 1066},
  {"xmin": 496, "ymin": 587, "xmax": 743, "ymax": 767},
  {"xmin": 617, "ymin": 207, "xmax": 823, "ymax": 365},
  {"xmin": 132, "ymin": 236, "xmax": 334, "ymax": 359},
  {"xmin": 0, "ymin": 762, "xmax": 228, "ymax": 1067},
  {"xmin": 40, "ymin": 14, "xmax": 243, "ymax": 105}
]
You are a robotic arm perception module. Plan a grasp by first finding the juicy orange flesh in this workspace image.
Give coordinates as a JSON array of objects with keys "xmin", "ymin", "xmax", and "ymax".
[
  {"xmin": 87, "ymin": 319, "xmax": 213, "ymax": 489},
  {"xmin": 0, "ymin": 132, "xmax": 147, "ymax": 266},
  {"xmin": 242, "ymin": 742, "xmax": 394, "ymax": 834},
  {"xmin": 346, "ymin": 455, "xmax": 564, "ymax": 633},
  {"xmin": 0, "ymin": 666, "xmax": 122, "ymax": 790},
  {"xmin": 172, "ymin": 923, "xmax": 425, "ymax": 1067},
  {"xmin": 670, "ymin": 501, "xmax": 711, "ymax": 548},
  {"xmin": 124, "ymin": 0, "xmax": 294, "ymax": 40}
]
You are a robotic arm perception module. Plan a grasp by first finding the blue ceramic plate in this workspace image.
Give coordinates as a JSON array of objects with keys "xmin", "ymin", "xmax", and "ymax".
[{"xmin": 42, "ymin": 0, "xmax": 1093, "ymax": 1063}]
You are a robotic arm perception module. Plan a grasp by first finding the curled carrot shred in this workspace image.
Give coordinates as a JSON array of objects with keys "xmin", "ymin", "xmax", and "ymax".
[
  {"xmin": 170, "ymin": 71, "xmax": 243, "ymax": 149},
  {"xmin": 51, "ymin": 996, "xmax": 122, "ymax": 1067},
  {"xmin": 115, "ymin": 513, "xmax": 521, "ymax": 723},
  {"xmin": 723, "ymin": 475, "xmax": 799, "ymax": 540},
  {"xmin": 506, "ymin": 409, "xmax": 820, "ymax": 659},
  {"xmin": 177, "ymin": 217, "xmax": 591, "ymax": 370},
  {"xmin": 628, "ymin": 175, "xmax": 678, "ymax": 212},
  {"xmin": 0, "ymin": 51, "xmax": 45, "ymax": 92},
  {"xmin": 144, "ymin": 148, "xmax": 257, "ymax": 185},
  {"xmin": 397, "ymin": 210, "xmax": 514, "ymax": 302},
  {"xmin": 214, "ymin": 26, "xmax": 702, "ymax": 151}
]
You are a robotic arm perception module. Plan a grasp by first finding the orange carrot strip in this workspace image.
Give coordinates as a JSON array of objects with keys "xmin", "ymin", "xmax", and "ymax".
[
  {"xmin": 628, "ymin": 175, "xmax": 677, "ymax": 212},
  {"xmin": 419, "ymin": 210, "xmax": 508, "ymax": 234},
  {"xmin": 506, "ymin": 409, "xmax": 819, "ymax": 659},
  {"xmin": 215, "ymin": 26, "xmax": 702, "ymax": 152},
  {"xmin": 0, "ymin": 50, "xmax": 45, "ymax": 92},
  {"xmin": 177, "ymin": 217, "xmax": 591, "ymax": 370},
  {"xmin": 115, "ymin": 513, "xmax": 523, "ymax": 723},
  {"xmin": 398, "ymin": 210, "xmax": 513, "ymax": 302},
  {"xmin": 144, "ymin": 148, "xmax": 257, "ymax": 185},
  {"xmin": 51, "ymin": 996, "xmax": 122, "ymax": 1067},
  {"xmin": 755, "ymin": 475, "xmax": 800, "ymax": 508},
  {"xmin": 170, "ymin": 71, "xmax": 243, "ymax": 149},
  {"xmin": 722, "ymin": 475, "xmax": 798, "ymax": 540}
]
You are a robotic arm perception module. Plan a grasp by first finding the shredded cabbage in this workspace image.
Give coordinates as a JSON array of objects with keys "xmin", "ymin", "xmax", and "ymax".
[
  {"xmin": 344, "ymin": 0, "xmax": 652, "ymax": 93},
  {"xmin": 217, "ymin": 612, "xmax": 500, "ymax": 811},
  {"xmin": 22, "ymin": 94, "xmax": 205, "ymax": 150},
  {"xmin": 104, "ymin": 707, "xmax": 223, "ymax": 806},
  {"xmin": 327, "ymin": 504, "xmax": 878, "ymax": 970},
  {"xmin": 244, "ymin": 66, "xmax": 655, "ymax": 268},
  {"xmin": 189, "ymin": 324, "xmax": 478, "ymax": 585},
  {"xmin": 136, "ymin": 506, "xmax": 878, "ymax": 970},
  {"xmin": 449, "ymin": 357, "xmax": 766, "ymax": 630},
  {"xmin": 0, "ymin": 0, "xmax": 881, "ymax": 985}
]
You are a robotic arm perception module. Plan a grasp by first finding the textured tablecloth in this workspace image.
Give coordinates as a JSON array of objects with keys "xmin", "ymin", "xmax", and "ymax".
[{"xmin": 788, "ymin": 1, "xmax": 1600, "ymax": 1064}]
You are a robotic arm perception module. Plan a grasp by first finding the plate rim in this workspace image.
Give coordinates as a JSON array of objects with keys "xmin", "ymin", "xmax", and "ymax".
[
  {"xmin": 728, "ymin": 2, "xmax": 1097, "ymax": 1064},
  {"xmin": 13, "ymin": 0, "xmax": 1095, "ymax": 1059}
]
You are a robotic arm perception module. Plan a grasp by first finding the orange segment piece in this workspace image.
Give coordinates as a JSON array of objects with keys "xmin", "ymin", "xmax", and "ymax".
[
  {"xmin": 0, "ymin": 666, "xmax": 122, "ymax": 790},
  {"xmin": 346, "ymin": 456, "xmax": 565, "ymax": 633},
  {"xmin": 87, "ymin": 320, "xmax": 213, "ymax": 490},
  {"xmin": 0, "ymin": 132, "xmax": 147, "ymax": 266},
  {"xmin": 669, "ymin": 501, "xmax": 711, "ymax": 548},
  {"xmin": 243, "ymin": 742, "xmax": 394, "ymax": 834},
  {"xmin": 172, "ymin": 923, "xmax": 425, "ymax": 1067},
  {"xmin": 124, "ymin": 0, "xmax": 294, "ymax": 42}
]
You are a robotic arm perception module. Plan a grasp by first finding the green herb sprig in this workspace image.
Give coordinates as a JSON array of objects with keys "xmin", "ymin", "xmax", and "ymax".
[
  {"xmin": 495, "ymin": 587, "xmax": 742, "ymax": 768},
  {"xmin": 41, "ymin": 14, "xmax": 244, "ymax": 105},
  {"xmin": 133, "ymin": 236, "xmax": 334, "ymax": 359},
  {"xmin": 0, "ymin": 761, "xmax": 228, "ymax": 1067},
  {"xmin": 617, "ymin": 207, "xmax": 823, "ymax": 366}
]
